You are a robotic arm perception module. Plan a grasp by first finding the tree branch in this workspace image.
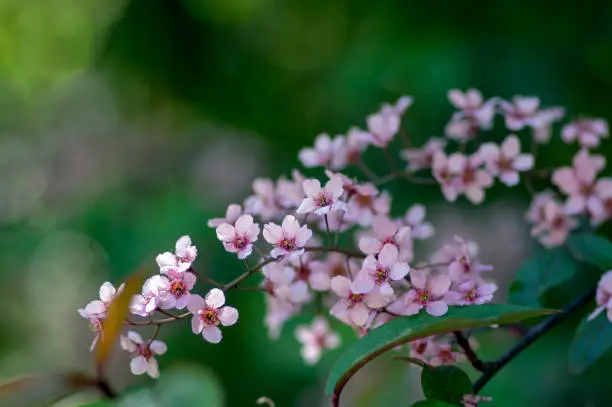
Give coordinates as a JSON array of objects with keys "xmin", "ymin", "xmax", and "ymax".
[
  {"xmin": 473, "ymin": 289, "xmax": 595, "ymax": 393},
  {"xmin": 453, "ymin": 331, "xmax": 487, "ymax": 372}
]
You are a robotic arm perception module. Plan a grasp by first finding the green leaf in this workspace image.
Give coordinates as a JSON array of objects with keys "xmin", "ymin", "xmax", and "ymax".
[
  {"xmin": 568, "ymin": 312, "xmax": 612, "ymax": 373},
  {"xmin": 411, "ymin": 401, "xmax": 456, "ymax": 407},
  {"xmin": 0, "ymin": 372, "xmax": 96, "ymax": 407},
  {"xmin": 509, "ymin": 247, "xmax": 577, "ymax": 306},
  {"xmin": 325, "ymin": 304, "xmax": 556, "ymax": 398},
  {"xmin": 567, "ymin": 234, "xmax": 612, "ymax": 270},
  {"xmin": 421, "ymin": 366, "xmax": 471, "ymax": 405}
]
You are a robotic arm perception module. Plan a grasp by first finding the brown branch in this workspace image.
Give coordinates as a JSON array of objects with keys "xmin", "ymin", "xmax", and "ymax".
[{"xmin": 453, "ymin": 331, "xmax": 487, "ymax": 372}]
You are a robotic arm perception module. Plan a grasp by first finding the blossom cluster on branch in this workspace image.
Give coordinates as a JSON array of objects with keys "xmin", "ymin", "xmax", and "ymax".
[{"xmin": 78, "ymin": 88, "xmax": 611, "ymax": 406}]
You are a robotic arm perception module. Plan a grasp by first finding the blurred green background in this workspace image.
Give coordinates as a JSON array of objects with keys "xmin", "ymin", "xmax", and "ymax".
[{"xmin": 1, "ymin": 0, "xmax": 612, "ymax": 406}]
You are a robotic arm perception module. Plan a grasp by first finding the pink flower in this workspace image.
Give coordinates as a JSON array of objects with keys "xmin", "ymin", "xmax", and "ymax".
[
  {"xmin": 366, "ymin": 111, "xmax": 400, "ymax": 148},
  {"xmin": 530, "ymin": 107, "xmax": 565, "ymax": 143},
  {"xmin": 387, "ymin": 270, "xmax": 451, "ymax": 316},
  {"xmin": 216, "ymin": 214, "xmax": 260, "ymax": 259},
  {"xmin": 343, "ymin": 127, "xmax": 372, "ymax": 163},
  {"xmin": 358, "ymin": 215, "xmax": 412, "ymax": 260},
  {"xmin": 130, "ymin": 275, "xmax": 171, "ymax": 317},
  {"xmin": 525, "ymin": 190, "xmax": 557, "ymax": 224},
  {"xmin": 120, "ymin": 331, "xmax": 167, "ymax": 378},
  {"xmin": 499, "ymin": 96, "xmax": 541, "ymax": 131},
  {"xmin": 295, "ymin": 317, "xmax": 341, "ymax": 365},
  {"xmin": 530, "ymin": 200, "xmax": 577, "ymax": 248},
  {"xmin": 552, "ymin": 149, "xmax": 606, "ymax": 215},
  {"xmin": 162, "ymin": 268, "xmax": 196, "ymax": 309},
  {"xmin": 353, "ymin": 244, "xmax": 410, "ymax": 296},
  {"xmin": 83, "ymin": 316, "xmax": 104, "ymax": 351},
  {"xmin": 297, "ymin": 177, "xmax": 347, "ymax": 215},
  {"xmin": 345, "ymin": 183, "xmax": 391, "ymax": 226},
  {"xmin": 263, "ymin": 215, "xmax": 312, "ymax": 260},
  {"xmin": 78, "ymin": 282, "xmax": 124, "ymax": 319},
  {"xmin": 262, "ymin": 262, "xmax": 311, "ymax": 304},
  {"xmin": 264, "ymin": 295, "xmax": 300, "ymax": 339},
  {"xmin": 445, "ymin": 89, "xmax": 496, "ymax": 140},
  {"xmin": 433, "ymin": 152, "xmax": 493, "ymax": 204},
  {"xmin": 591, "ymin": 179, "xmax": 612, "ymax": 225},
  {"xmin": 587, "ymin": 271, "xmax": 612, "ymax": 322},
  {"xmin": 298, "ymin": 133, "xmax": 346, "ymax": 170},
  {"xmin": 244, "ymin": 178, "xmax": 281, "ymax": 220},
  {"xmin": 207, "ymin": 204, "xmax": 243, "ymax": 228},
  {"xmin": 275, "ymin": 170, "xmax": 306, "ymax": 210},
  {"xmin": 402, "ymin": 204, "xmax": 434, "ymax": 240},
  {"xmin": 432, "ymin": 151, "xmax": 462, "ymax": 202},
  {"xmin": 462, "ymin": 395, "xmax": 492, "ymax": 407},
  {"xmin": 400, "ymin": 137, "xmax": 447, "ymax": 171},
  {"xmin": 155, "ymin": 235, "xmax": 197, "ymax": 273},
  {"xmin": 429, "ymin": 342, "xmax": 464, "ymax": 366},
  {"xmin": 447, "ymin": 236, "xmax": 493, "ymax": 282},
  {"xmin": 445, "ymin": 279, "xmax": 497, "ymax": 305},
  {"xmin": 187, "ymin": 289, "xmax": 238, "ymax": 344},
  {"xmin": 381, "ymin": 95, "xmax": 413, "ymax": 117},
  {"xmin": 479, "ymin": 135, "xmax": 534, "ymax": 186},
  {"xmin": 330, "ymin": 276, "xmax": 391, "ymax": 327},
  {"xmin": 290, "ymin": 252, "xmax": 331, "ymax": 291},
  {"xmin": 562, "ymin": 118, "xmax": 608, "ymax": 148}
]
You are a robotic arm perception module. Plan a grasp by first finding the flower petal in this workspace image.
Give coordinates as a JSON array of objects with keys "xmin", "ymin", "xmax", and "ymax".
[
  {"xmin": 219, "ymin": 306, "xmax": 239, "ymax": 326},
  {"xmin": 202, "ymin": 326, "xmax": 223, "ymax": 344},
  {"xmin": 205, "ymin": 288, "xmax": 226, "ymax": 308}
]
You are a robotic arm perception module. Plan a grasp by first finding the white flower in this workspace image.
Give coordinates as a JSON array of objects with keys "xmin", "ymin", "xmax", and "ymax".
[
  {"xmin": 120, "ymin": 331, "xmax": 167, "ymax": 378},
  {"xmin": 130, "ymin": 275, "xmax": 171, "ymax": 317},
  {"xmin": 216, "ymin": 214, "xmax": 260, "ymax": 259},
  {"xmin": 329, "ymin": 276, "xmax": 391, "ymax": 327},
  {"xmin": 78, "ymin": 281, "xmax": 124, "ymax": 319},
  {"xmin": 298, "ymin": 134, "xmax": 346, "ymax": 169},
  {"xmin": 155, "ymin": 235, "xmax": 197, "ymax": 273},
  {"xmin": 187, "ymin": 289, "xmax": 239, "ymax": 344},
  {"xmin": 263, "ymin": 215, "xmax": 312, "ymax": 260},
  {"xmin": 352, "ymin": 244, "xmax": 410, "ymax": 296},
  {"xmin": 295, "ymin": 317, "xmax": 340, "ymax": 365}
]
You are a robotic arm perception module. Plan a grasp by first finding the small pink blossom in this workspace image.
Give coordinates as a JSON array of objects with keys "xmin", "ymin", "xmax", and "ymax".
[
  {"xmin": 530, "ymin": 200, "xmax": 577, "ymax": 248},
  {"xmin": 562, "ymin": 118, "xmax": 608, "ymax": 148},
  {"xmin": 207, "ymin": 204, "xmax": 243, "ymax": 228},
  {"xmin": 345, "ymin": 183, "xmax": 391, "ymax": 226},
  {"xmin": 402, "ymin": 204, "xmax": 434, "ymax": 240},
  {"xmin": 353, "ymin": 244, "xmax": 410, "ymax": 296},
  {"xmin": 432, "ymin": 151, "xmax": 462, "ymax": 202},
  {"xmin": 162, "ymin": 268, "xmax": 196, "ymax": 310},
  {"xmin": 244, "ymin": 178, "xmax": 281, "ymax": 220},
  {"xmin": 433, "ymin": 152, "xmax": 492, "ymax": 204},
  {"xmin": 330, "ymin": 276, "xmax": 391, "ymax": 327},
  {"xmin": 264, "ymin": 295, "xmax": 300, "ymax": 339},
  {"xmin": 479, "ymin": 135, "xmax": 534, "ymax": 186},
  {"xmin": 263, "ymin": 215, "xmax": 312, "ymax": 260},
  {"xmin": 445, "ymin": 89, "xmax": 496, "ymax": 140},
  {"xmin": 525, "ymin": 190, "xmax": 558, "ymax": 224},
  {"xmin": 216, "ymin": 214, "xmax": 260, "ymax": 259},
  {"xmin": 462, "ymin": 395, "xmax": 492, "ymax": 407},
  {"xmin": 447, "ymin": 236, "xmax": 493, "ymax": 282},
  {"xmin": 499, "ymin": 96, "xmax": 541, "ymax": 131},
  {"xmin": 552, "ymin": 149, "xmax": 606, "ymax": 215},
  {"xmin": 591, "ymin": 179, "xmax": 612, "ymax": 225},
  {"xmin": 445, "ymin": 279, "xmax": 497, "ymax": 305},
  {"xmin": 120, "ymin": 331, "xmax": 167, "ymax": 378},
  {"xmin": 295, "ymin": 317, "xmax": 341, "ymax": 365},
  {"xmin": 387, "ymin": 270, "xmax": 451, "ymax": 317},
  {"xmin": 529, "ymin": 107, "xmax": 565, "ymax": 143},
  {"xmin": 358, "ymin": 215, "xmax": 412, "ymax": 261},
  {"xmin": 155, "ymin": 235, "xmax": 197, "ymax": 273},
  {"xmin": 587, "ymin": 271, "xmax": 612, "ymax": 322},
  {"xmin": 275, "ymin": 170, "xmax": 306, "ymax": 210},
  {"xmin": 290, "ymin": 252, "xmax": 331, "ymax": 291},
  {"xmin": 187, "ymin": 289, "xmax": 238, "ymax": 344},
  {"xmin": 381, "ymin": 95, "xmax": 413, "ymax": 117},
  {"xmin": 78, "ymin": 281, "xmax": 124, "ymax": 319},
  {"xmin": 262, "ymin": 262, "xmax": 311, "ymax": 304},
  {"xmin": 400, "ymin": 137, "xmax": 447, "ymax": 171},
  {"xmin": 429, "ymin": 342, "xmax": 464, "ymax": 366},
  {"xmin": 298, "ymin": 133, "xmax": 346, "ymax": 170},
  {"xmin": 297, "ymin": 177, "xmax": 347, "ymax": 215},
  {"xmin": 366, "ymin": 111, "xmax": 400, "ymax": 148},
  {"xmin": 130, "ymin": 275, "xmax": 171, "ymax": 317},
  {"xmin": 342, "ymin": 127, "xmax": 372, "ymax": 164}
]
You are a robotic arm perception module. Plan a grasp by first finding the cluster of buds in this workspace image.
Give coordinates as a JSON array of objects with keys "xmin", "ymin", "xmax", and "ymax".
[{"xmin": 79, "ymin": 89, "xmax": 610, "ymax": 407}]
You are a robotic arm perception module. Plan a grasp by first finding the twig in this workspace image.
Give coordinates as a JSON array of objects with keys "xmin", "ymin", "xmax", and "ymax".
[
  {"xmin": 355, "ymin": 158, "xmax": 379, "ymax": 182},
  {"xmin": 473, "ymin": 289, "xmax": 595, "ymax": 393},
  {"xmin": 324, "ymin": 215, "xmax": 333, "ymax": 248},
  {"xmin": 453, "ymin": 331, "xmax": 487, "ymax": 372},
  {"xmin": 190, "ymin": 267, "xmax": 223, "ymax": 288}
]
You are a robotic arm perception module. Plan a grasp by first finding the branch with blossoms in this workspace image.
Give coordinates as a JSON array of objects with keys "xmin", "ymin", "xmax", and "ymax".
[{"xmin": 69, "ymin": 89, "xmax": 612, "ymax": 407}]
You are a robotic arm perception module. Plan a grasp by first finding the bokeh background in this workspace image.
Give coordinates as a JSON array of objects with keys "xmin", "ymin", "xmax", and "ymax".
[{"xmin": 1, "ymin": 0, "xmax": 612, "ymax": 406}]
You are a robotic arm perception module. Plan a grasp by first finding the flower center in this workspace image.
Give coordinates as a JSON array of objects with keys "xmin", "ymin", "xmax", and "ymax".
[
  {"xmin": 233, "ymin": 236, "xmax": 248, "ymax": 249},
  {"xmin": 464, "ymin": 288, "xmax": 477, "ymax": 302},
  {"xmin": 462, "ymin": 166, "xmax": 476, "ymax": 184},
  {"xmin": 279, "ymin": 238, "xmax": 296, "ymax": 251},
  {"xmin": 349, "ymin": 293, "xmax": 364, "ymax": 303},
  {"xmin": 498, "ymin": 155, "xmax": 513, "ymax": 171},
  {"xmin": 374, "ymin": 268, "xmax": 388, "ymax": 285},
  {"xmin": 355, "ymin": 194, "xmax": 373, "ymax": 207},
  {"xmin": 330, "ymin": 264, "xmax": 346, "ymax": 277},
  {"xmin": 417, "ymin": 289, "xmax": 431, "ymax": 305},
  {"xmin": 314, "ymin": 192, "xmax": 331, "ymax": 208},
  {"xmin": 169, "ymin": 279, "xmax": 186, "ymax": 297},
  {"xmin": 199, "ymin": 308, "xmax": 220, "ymax": 326},
  {"xmin": 296, "ymin": 264, "xmax": 310, "ymax": 281},
  {"xmin": 136, "ymin": 343, "xmax": 153, "ymax": 359}
]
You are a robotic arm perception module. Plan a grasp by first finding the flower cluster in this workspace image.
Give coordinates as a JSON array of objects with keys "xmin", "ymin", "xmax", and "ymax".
[{"xmin": 78, "ymin": 88, "xmax": 609, "ymax": 405}]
